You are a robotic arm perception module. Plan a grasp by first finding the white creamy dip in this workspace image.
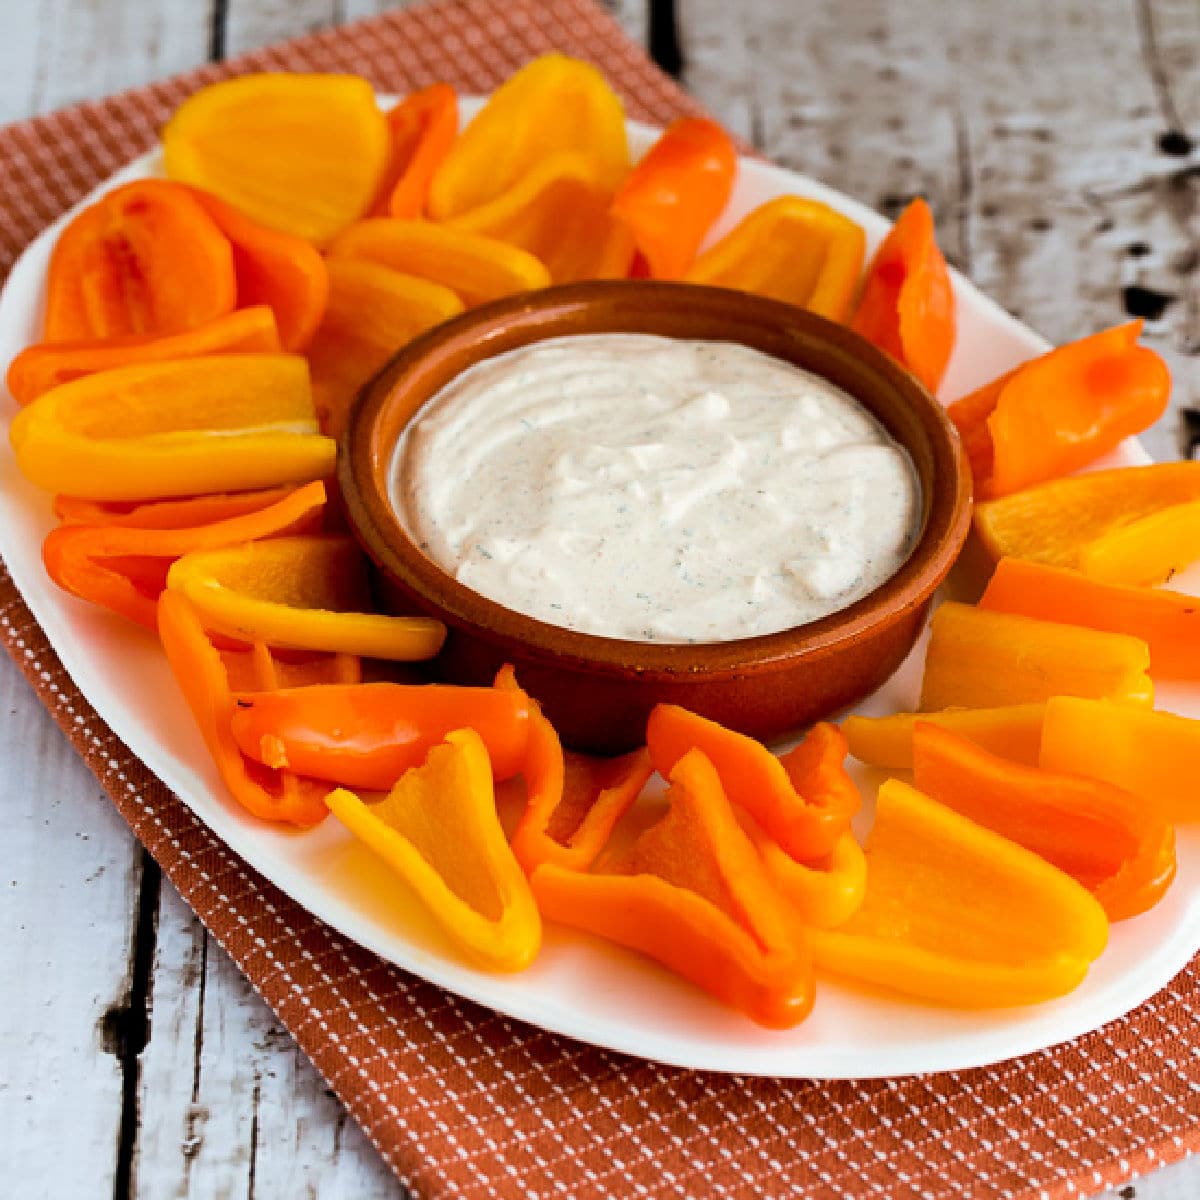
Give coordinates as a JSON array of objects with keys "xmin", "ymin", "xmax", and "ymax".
[{"xmin": 391, "ymin": 334, "xmax": 921, "ymax": 643}]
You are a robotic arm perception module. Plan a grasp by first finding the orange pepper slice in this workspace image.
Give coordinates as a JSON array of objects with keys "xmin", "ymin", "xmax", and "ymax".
[
  {"xmin": 947, "ymin": 322, "xmax": 1171, "ymax": 498},
  {"xmin": 810, "ymin": 779, "xmax": 1109, "ymax": 1006},
  {"xmin": 9, "ymin": 354, "xmax": 334, "ymax": 502},
  {"xmin": 913, "ymin": 722, "xmax": 1174, "ymax": 921},
  {"xmin": 647, "ymin": 704, "xmax": 858, "ymax": 861},
  {"xmin": 973, "ymin": 462, "xmax": 1200, "ymax": 584},
  {"xmin": 6, "ymin": 306, "xmax": 280, "ymax": 405},
  {"xmin": 158, "ymin": 589, "xmax": 359, "ymax": 827},
  {"xmin": 741, "ymin": 723, "xmax": 867, "ymax": 929},
  {"xmin": 325, "ymin": 728, "xmax": 542, "ymax": 972},
  {"xmin": 328, "ymin": 218, "xmax": 550, "ymax": 307},
  {"xmin": 165, "ymin": 535, "xmax": 446, "ymax": 661},
  {"xmin": 428, "ymin": 53, "xmax": 628, "ymax": 221},
  {"xmin": 920, "ymin": 602, "xmax": 1153, "ymax": 710},
  {"xmin": 44, "ymin": 179, "xmax": 236, "ymax": 341},
  {"xmin": 850, "ymin": 197, "xmax": 955, "ymax": 393},
  {"xmin": 41, "ymin": 480, "xmax": 327, "ymax": 629},
  {"xmin": 532, "ymin": 748, "xmax": 815, "ymax": 1028},
  {"xmin": 686, "ymin": 196, "xmax": 866, "ymax": 322},
  {"xmin": 183, "ymin": 187, "xmax": 329, "ymax": 351},
  {"xmin": 979, "ymin": 557, "xmax": 1200, "ymax": 679},
  {"xmin": 53, "ymin": 484, "xmax": 307, "ymax": 530},
  {"xmin": 610, "ymin": 117, "xmax": 737, "ymax": 279},
  {"xmin": 228, "ymin": 681, "xmax": 531, "ymax": 790},
  {"xmin": 1040, "ymin": 696, "xmax": 1200, "ymax": 823},
  {"xmin": 305, "ymin": 257, "xmax": 464, "ymax": 438},
  {"xmin": 372, "ymin": 83, "xmax": 459, "ymax": 219},
  {"xmin": 162, "ymin": 73, "xmax": 390, "ymax": 245}
]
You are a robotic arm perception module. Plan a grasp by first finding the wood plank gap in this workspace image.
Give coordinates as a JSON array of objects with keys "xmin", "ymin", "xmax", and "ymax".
[
  {"xmin": 209, "ymin": 0, "xmax": 230, "ymax": 63},
  {"xmin": 103, "ymin": 848, "xmax": 162, "ymax": 1200},
  {"xmin": 1135, "ymin": 0, "xmax": 1193, "ymax": 155},
  {"xmin": 190, "ymin": 933, "xmax": 208, "ymax": 1102},
  {"xmin": 648, "ymin": 0, "xmax": 683, "ymax": 78},
  {"xmin": 953, "ymin": 105, "xmax": 974, "ymax": 277},
  {"xmin": 246, "ymin": 1076, "xmax": 262, "ymax": 1200}
]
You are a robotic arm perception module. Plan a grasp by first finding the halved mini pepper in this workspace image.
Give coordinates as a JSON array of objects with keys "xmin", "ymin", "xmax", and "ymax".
[
  {"xmin": 972, "ymin": 462, "xmax": 1200, "ymax": 584},
  {"xmin": 428, "ymin": 53, "xmax": 629, "ymax": 221},
  {"xmin": 809, "ymin": 779, "xmax": 1109, "ymax": 1006},
  {"xmin": 162, "ymin": 72, "xmax": 390, "ymax": 244},
  {"xmin": 496, "ymin": 666, "xmax": 653, "ymax": 874},
  {"xmin": 6, "ymin": 306, "xmax": 281, "ymax": 405},
  {"xmin": 305, "ymin": 257, "xmax": 464, "ymax": 438},
  {"xmin": 946, "ymin": 322, "xmax": 1171, "ymax": 498},
  {"xmin": 157, "ymin": 589, "xmax": 359, "ymax": 827},
  {"xmin": 44, "ymin": 179, "xmax": 237, "ymax": 341},
  {"xmin": 443, "ymin": 151, "xmax": 636, "ymax": 284},
  {"xmin": 843, "ymin": 703, "xmax": 1046, "ymax": 769},
  {"xmin": 610, "ymin": 117, "xmax": 737, "ymax": 279},
  {"xmin": 647, "ymin": 704, "xmax": 857, "ymax": 861},
  {"xmin": 372, "ymin": 83, "xmax": 459, "ymax": 219},
  {"xmin": 166, "ymin": 535, "xmax": 445, "ymax": 661},
  {"xmin": 1039, "ymin": 696, "xmax": 1200, "ymax": 823},
  {"xmin": 531, "ymin": 748, "xmax": 815, "ymax": 1028},
  {"xmin": 850, "ymin": 197, "xmax": 955, "ymax": 393},
  {"xmin": 42, "ymin": 479, "xmax": 327, "ymax": 628},
  {"xmin": 912, "ymin": 722, "xmax": 1175, "ymax": 921},
  {"xmin": 979, "ymin": 558, "xmax": 1200, "ymax": 679},
  {"xmin": 9, "ymin": 354, "xmax": 335, "ymax": 502},
  {"xmin": 228, "ymin": 681, "xmax": 531, "ymax": 790},
  {"xmin": 183, "ymin": 187, "xmax": 329, "ymax": 351},
  {"xmin": 326, "ymin": 728, "xmax": 542, "ymax": 971},
  {"xmin": 328, "ymin": 218, "xmax": 551, "ymax": 307},
  {"xmin": 685, "ymin": 196, "xmax": 866, "ymax": 322},
  {"xmin": 920, "ymin": 602, "xmax": 1154, "ymax": 710}
]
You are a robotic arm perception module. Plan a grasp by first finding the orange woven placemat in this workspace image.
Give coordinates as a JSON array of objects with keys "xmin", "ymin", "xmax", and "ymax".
[{"xmin": 1, "ymin": 1, "xmax": 1197, "ymax": 1196}]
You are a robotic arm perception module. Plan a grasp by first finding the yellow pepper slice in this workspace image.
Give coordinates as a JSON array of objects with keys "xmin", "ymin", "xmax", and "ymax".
[
  {"xmin": 9, "ymin": 355, "xmax": 334, "ymax": 501},
  {"xmin": 810, "ymin": 779, "xmax": 1109, "ymax": 1006},
  {"xmin": 444, "ymin": 151, "xmax": 635, "ymax": 284},
  {"xmin": 325, "ymin": 728, "xmax": 542, "ymax": 971},
  {"xmin": 428, "ymin": 53, "xmax": 628, "ymax": 221},
  {"xmin": 162, "ymin": 73, "xmax": 389, "ymax": 245},
  {"xmin": 973, "ymin": 462, "xmax": 1200, "ymax": 580},
  {"xmin": 328, "ymin": 218, "xmax": 551, "ymax": 307},
  {"xmin": 686, "ymin": 196, "xmax": 866, "ymax": 322},
  {"xmin": 166, "ymin": 535, "xmax": 445, "ymax": 661},
  {"xmin": 1039, "ymin": 696, "xmax": 1200, "ymax": 822},
  {"xmin": 920, "ymin": 602, "xmax": 1154, "ymax": 711},
  {"xmin": 843, "ymin": 704, "xmax": 1047, "ymax": 769}
]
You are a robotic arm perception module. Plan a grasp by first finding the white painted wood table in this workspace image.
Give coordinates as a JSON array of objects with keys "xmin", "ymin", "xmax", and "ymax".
[{"xmin": 2, "ymin": 1, "xmax": 1198, "ymax": 1196}]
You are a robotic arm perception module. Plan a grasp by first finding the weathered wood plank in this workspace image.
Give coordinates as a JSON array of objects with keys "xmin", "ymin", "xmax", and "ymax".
[
  {"xmin": 0, "ymin": 0, "xmax": 214, "ymax": 122},
  {"xmin": 676, "ymin": 0, "xmax": 1198, "ymax": 463},
  {"xmin": 223, "ymin": 0, "xmax": 340, "ymax": 58},
  {"xmin": 0, "ymin": 652, "xmax": 139, "ymax": 1194},
  {"xmin": 135, "ymin": 883, "xmax": 405, "ymax": 1198}
]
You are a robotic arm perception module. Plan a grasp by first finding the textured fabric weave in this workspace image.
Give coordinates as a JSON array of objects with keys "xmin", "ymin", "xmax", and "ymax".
[{"xmin": 0, "ymin": 1, "xmax": 1196, "ymax": 1195}]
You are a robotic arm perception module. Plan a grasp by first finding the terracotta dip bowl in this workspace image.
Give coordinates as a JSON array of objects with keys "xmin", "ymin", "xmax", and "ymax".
[{"xmin": 340, "ymin": 281, "xmax": 972, "ymax": 754}]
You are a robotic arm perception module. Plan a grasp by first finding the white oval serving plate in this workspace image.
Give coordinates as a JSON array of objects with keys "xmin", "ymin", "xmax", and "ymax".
[{"xmin": 1, "ymin": 98, "xmax": 1197, "ymax": 1078}]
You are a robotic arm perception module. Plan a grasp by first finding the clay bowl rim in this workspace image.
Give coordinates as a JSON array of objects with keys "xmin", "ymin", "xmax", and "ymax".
[{"xmin": 339, "ymin": 280, "xmax": 973, "ymax": 682}]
